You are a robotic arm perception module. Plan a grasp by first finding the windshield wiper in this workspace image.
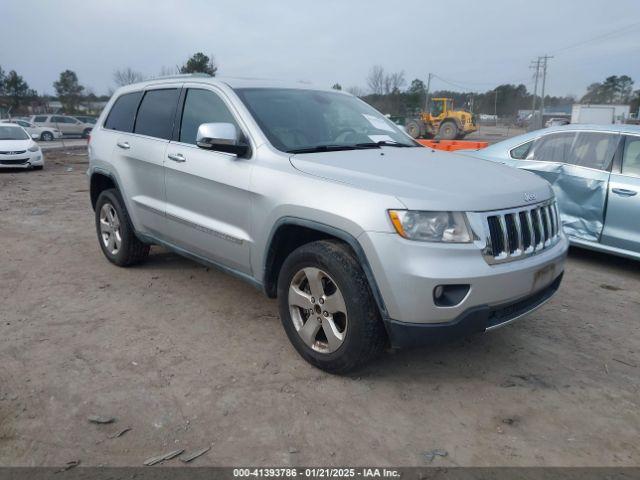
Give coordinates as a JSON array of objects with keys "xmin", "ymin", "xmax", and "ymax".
[
  {"xmin": 287, "ymin": 144, "xmax": 365, "ymax": 154},
  {"xmin": 355, "ymin": 141, "xmax": 413, "ymax": 148},
  {"xmin": 287, "ymin": 141, "xmax": 413, "ymax": 154}
]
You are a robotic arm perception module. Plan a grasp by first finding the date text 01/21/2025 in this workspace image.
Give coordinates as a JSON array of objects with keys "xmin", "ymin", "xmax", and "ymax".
[{"xmin": 232, "ymin": 468, "xmax": 401, "ymax": 478}]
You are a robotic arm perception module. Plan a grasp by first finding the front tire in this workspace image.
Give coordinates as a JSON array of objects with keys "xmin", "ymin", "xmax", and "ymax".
[
  {"xmin": 40, "ymin": 131, "xmax": 54, "ymax": 142},
  {"xmin": 82, "ymin": 128, "xmax": 92, "ymax": 139},
  {"xmin": 404, "ymin": 119, "xmax": 423, "ymax": 139},
  {"xmin": 277, "ymin": 240, "xmax": 386, "ymax": 374},
  {"xmin": 439, "ymin": 121, "xmax": 458, "ymax": 140},
  {"xmin": 95, "ymin": 189, "xmax": 149, "ymax": 267}
]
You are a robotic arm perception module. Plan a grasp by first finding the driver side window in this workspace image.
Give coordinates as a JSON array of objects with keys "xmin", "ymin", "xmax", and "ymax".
[{"xmin": 179, "ymin": 89, "xmax": 239, "ymax": 145}]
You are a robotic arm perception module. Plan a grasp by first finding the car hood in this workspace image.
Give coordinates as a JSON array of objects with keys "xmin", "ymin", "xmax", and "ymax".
[
  {"xmin": 0, "ymin": 139, "xmax": 32, "ymax": 151},
  {"xmin": 289, "ymin": 147, "xmax": 553, "ymax": 211}
]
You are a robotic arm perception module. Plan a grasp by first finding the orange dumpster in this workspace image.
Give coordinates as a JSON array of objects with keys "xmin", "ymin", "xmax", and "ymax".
[{"xmin": 417, "ymin": 139, "xmax": 489, "ymax": 152}]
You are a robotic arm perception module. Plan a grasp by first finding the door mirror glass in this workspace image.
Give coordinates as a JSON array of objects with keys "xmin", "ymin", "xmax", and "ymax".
[{"xmin": 196, "ymin": 122, "xmax": 248, "ymax": 156}]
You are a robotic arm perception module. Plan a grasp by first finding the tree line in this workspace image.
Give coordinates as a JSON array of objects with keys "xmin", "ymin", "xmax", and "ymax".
[
  {"xmin": 340, "ymin": 66, "xmax": 640, "ymax": 118},
  {"xmin": 2, "ymin": 57, "xmax": 640, "ymax": 117},
  {"xmin": 0, "ymin": 52, "xmax": 217, "ymax": 114}
]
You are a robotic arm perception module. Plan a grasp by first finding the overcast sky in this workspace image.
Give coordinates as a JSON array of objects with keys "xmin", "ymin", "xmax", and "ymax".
[{"xmin": 2, "ymin": 0, "xmax": 640, "ymax": 97}]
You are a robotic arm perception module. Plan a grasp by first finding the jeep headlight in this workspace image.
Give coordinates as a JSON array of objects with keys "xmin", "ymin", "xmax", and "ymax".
[
  {"xmin": 388, "ymin": 210, "xmax": 472, "ymax": 243},
  {"xmin": 28, "ymin": 144, "xmax": 40, "ymax": 152}
]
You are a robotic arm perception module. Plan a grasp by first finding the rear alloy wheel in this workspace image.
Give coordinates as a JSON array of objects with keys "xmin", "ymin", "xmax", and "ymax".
[
  {"xmin": 99, "ymin": 203, "xmax": 122, "ymax": 256},
  {"xmin": 40, "ymin": 131, "xmax": 54, "ymax": 142},
  {"xmin": 95, "ymin": 189, "xmax": 149, "ymax": 266},
  {"xmin": 277, "ymin": 240, "xmax": 386, "ymax": 373},
  {"xmin": 439, "ymin": 121, "xmax": 458, "ymax": 140}
]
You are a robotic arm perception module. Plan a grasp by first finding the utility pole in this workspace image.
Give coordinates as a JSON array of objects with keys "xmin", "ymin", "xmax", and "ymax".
[
  {"xmin": 424, "ymin": 73, "xmax": 433, "ymax": 112},
  {"xmin": 539, "ymin": 55, "xmax": 553, "ymax": 128},
  {"xmin": 530, "ymin": 57, "xmax": 541, "ymax": 128},
  {"xmin": 494, "ymin": 88, "xmax": 499, "ymax": 125}
]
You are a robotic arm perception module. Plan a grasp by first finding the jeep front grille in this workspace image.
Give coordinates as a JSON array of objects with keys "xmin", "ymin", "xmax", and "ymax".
[{"xmin": 482, "ymin": 200, "xmax": 561, "ymax": 265}]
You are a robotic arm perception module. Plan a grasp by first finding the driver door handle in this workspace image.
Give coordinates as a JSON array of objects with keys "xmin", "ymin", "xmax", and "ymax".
[
  {"xmin": 116, "ymin": 141, "xmax": 130, "ymax": 149},
  {"xmin": 612, "ymin": 188, "xmax": 637, "ymax": 197},
  {"xmin": 167, "ymin": 153, "xmax": 186, "ymax": 163}
]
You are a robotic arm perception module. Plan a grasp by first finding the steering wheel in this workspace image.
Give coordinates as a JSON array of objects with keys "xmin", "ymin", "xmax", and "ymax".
[
  {"xmin": 334, "ymin": 128, "xmax": 358, "ymax": 143},
  {"xmin": 276, "ymin": 128, "xmax": 310, "ymax": 148}
]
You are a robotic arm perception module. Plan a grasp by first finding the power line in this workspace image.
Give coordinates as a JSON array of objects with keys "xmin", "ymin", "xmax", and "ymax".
[
  {"xmin": 430, "ymin": 73, "xmax": 531, "ymax": 92},
  {"xmin": 549, "ymin": 20, "xmax": 640, "ymax": 55}
]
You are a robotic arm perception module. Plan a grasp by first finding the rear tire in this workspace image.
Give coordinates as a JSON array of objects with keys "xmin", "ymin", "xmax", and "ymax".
[
  {"xmin": 439, "ymin": 121, "xmax": 458, "ymax": 140},
  {"xmin": 82, "ymin": 128, "xmax": 92, "ymax": 139},
  {"xmin": 95, "ymin": 189, "xmax": 149, "ymax": 267},
  {"xmin": 277, "ymin": 240, "xmax": 386, "ymax": 374},
  {"xmin": 40, "ymin": 131, "xmax": 54, "ymax": 142}
]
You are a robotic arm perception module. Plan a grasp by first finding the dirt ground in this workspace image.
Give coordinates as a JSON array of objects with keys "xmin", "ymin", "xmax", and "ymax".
[{"xmin": 0, "ymin": 151, "xmax": 639, "ymax": 467}]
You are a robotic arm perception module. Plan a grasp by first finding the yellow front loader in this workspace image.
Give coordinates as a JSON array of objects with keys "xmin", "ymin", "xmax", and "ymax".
[{"xmin": 405, "ymin": 98, "xmax": 477, "ymax": 140}]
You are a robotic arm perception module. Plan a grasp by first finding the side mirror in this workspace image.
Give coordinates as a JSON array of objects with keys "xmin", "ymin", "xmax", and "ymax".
[
  {"xmin": 31, "ymin": 133, "xmax": 39, "ymax": 140},
  {"xmin": 196, "ymin": 123, "xmax": 249, "ymax": 156}
]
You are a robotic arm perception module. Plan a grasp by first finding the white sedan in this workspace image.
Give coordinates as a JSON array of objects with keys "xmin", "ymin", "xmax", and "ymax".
[
  {"xmin": 0, "ymin": 118, "xmax": 62, "ymax": 141},
  {"xmin": 0, "ymin": 124, "xmax": 44, "ymax": 170}
]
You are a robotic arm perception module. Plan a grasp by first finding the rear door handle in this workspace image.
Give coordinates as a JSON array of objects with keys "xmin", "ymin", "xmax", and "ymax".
[
  {"xmin": 167, "ymin": 153, "xmax": 186, "ymax": 163},
  {"xmin": 612, "ymin": 188, "xmax": 637, "ymax": 197},
  {"xmin": 116, "ymin": 141, "xmax": 130, "ymax": 150}
]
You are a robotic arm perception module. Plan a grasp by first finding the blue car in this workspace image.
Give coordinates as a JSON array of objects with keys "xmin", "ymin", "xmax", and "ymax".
[{"xmin": 470, "ymin": 124, "xmax": 640, "ymax": 260}]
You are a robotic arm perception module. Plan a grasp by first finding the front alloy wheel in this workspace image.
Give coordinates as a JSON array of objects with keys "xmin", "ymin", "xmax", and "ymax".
[
  {"xmin": 288, "ymin": 267, "xmax": 348, "ymax": 354},
  {"xmin": 277, "ymin": 240, "xmax": 387, "ymax": 373}
]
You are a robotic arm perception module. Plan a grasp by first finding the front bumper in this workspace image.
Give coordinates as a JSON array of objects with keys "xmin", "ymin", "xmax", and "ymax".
[
  {"xmin": 0, "ymin": 150, "xmax": 44, "ymax": 169},
  {"xmin": 360, "ymin": 230, "xmax": 568, "ymax": 324},
  {"xmin": 385, "ymin": 272, "xmax": 563, "ymax": 348}
]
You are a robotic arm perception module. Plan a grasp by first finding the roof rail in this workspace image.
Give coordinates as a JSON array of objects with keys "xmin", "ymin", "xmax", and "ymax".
[{"xmin": 148, "ymin": 73, "xmax": 212, "ymax": 81}]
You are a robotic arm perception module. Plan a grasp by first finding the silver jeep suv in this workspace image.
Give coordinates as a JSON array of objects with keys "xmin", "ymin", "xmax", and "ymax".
[{"xmin": 88, "ymin": 75, "xmax": 568, "ymax": 373}]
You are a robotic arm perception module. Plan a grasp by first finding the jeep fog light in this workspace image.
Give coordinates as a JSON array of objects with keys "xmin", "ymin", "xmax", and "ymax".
[{"xmin": 434, "ymin": 284, "xmax": 470, "ymax": 307}]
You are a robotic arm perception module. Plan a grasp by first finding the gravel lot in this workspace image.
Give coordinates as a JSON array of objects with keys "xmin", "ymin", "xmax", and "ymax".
[{"xmin": 0, "ymin": 151, "xmax": 639, "ymax": 467}]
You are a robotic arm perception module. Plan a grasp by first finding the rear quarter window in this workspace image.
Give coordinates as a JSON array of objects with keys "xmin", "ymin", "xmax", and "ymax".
[
  {"xmin": 510, "ymin": 141, "xmax": 533, "ymax": 159},
  {"xmin": 104, "ymin": 91, "xmax": 143, "ymax": 133}
]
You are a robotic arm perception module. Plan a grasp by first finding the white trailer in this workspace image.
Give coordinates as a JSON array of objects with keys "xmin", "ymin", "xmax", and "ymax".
[{"xmin": 571, "ymin": 104, "xmax": 630, "ymax": 124}]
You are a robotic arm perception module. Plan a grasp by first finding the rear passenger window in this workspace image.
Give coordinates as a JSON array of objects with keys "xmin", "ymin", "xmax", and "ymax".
[
  {"xmin": 531, "ymin": 132, "xmax": 575, "ymax": 163},
  {"xmin": 104, "ymin": 92, "xmax": 143, "ymax": 133},
  {"xmin": 622, "ymin": 136, "xmax": 640, "ymax": 177},
  {"xmin": 566, "ymin": 132, "xmax": 618, "ymax": 170},
  {"xmin": 179, "ymin": 89, "xmax": 239, "ymax": 145},
  {"xmin": 134, "ymin": 89, "xmax": 179, "ymax": 140},
  {"xmin": 34, "ymin": 116, "xmax": 47, "ymax": 122}
]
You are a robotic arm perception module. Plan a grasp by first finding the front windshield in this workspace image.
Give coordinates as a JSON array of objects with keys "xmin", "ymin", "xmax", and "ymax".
[
  {"xmin": 0, "ymin": 125, "xmax": 29, "ymax": 140},
  {"xmin": 235, "ymin": 88, "xmax": 417, "ymax": 153}
]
